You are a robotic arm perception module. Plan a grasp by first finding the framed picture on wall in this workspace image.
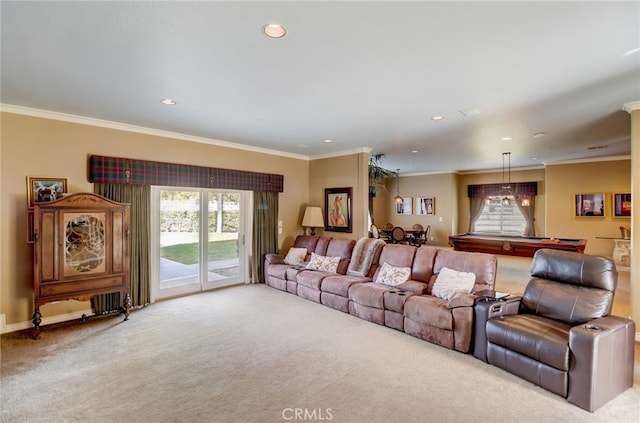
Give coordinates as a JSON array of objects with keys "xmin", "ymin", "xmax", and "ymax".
[
  {"xmin": 325, "ymin": 187, "xmax": 352, "ymax": 232},
  {"xmin": 415, "ymin": 197, "xmax": 435, "ymax": 215},
  {"xmin": 574, "ymin": 193, "xmax": 605, "ymax": 217},
  {"xmin": 396, "ymin": 197, "xmax": 412, "ymax": 215},
  {"xmin": 613, "ymin": 193, "xmax": 631, "ymax": 217}
]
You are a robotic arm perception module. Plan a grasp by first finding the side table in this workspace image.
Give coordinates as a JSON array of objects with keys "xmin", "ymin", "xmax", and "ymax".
[{"xmin": 473, "ymin": 295, "xmax": 521, "ymax": 362}]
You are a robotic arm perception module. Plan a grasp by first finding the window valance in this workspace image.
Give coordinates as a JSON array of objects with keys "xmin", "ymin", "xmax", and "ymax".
[
  {"xmin": 88, "ymin": 155, "xmax": 284, "ymax": 192},
  {"xmin": 467, "ymin": 181, "xmax": 537, "ymax": 198}
]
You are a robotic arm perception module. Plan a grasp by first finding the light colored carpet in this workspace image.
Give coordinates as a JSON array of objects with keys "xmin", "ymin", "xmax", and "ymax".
[{"xmin": 1, "ymin": 258, "xmax": 638, "ymax": 423}]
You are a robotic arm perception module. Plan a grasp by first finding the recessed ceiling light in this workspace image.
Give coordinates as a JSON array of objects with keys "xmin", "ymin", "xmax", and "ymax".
[
  {"xmin": 501, "ymin": 137, "xmax": 512, "ymax": 141},
  {"xmin": 533, "ymin": 132, "xmax": 547, "ymax": 138},
  {"xmin": 160, "ymin": 99, "xmax": 177, "ymax": 105},
  {"xmin": 263, "ymin": 24, "xmax": 286, "ymax": 38},
  {"xmin": 411, "ymin": 150, "xmax": 419, "ymax": 153},
  {"xmin": 323, "ymin": 139, "xmax": 333, "ymax": 143},
  {"xmin": 431, "ymin": 115, "xmax": 444, "ymax": 121}
]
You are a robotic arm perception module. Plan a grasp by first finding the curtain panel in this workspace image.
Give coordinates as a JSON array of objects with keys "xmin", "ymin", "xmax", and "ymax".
[
  {"xmin": 92, "ymin": 183, "xmax": 151, "ymax": 314},
  {"xmin": 89, "ymin": 155, "xmax": 284, "ymax": 192},
  {"xmin": 251, "ymin": 191, "xmax": 279, "ymax": 284}
]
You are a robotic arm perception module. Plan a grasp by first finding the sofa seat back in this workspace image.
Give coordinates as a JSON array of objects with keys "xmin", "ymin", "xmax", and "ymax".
[
  {"xmin": 371, "ymin": 244, "xmax": 416, "ymax": 281},
  {"xmin": 410, "ymin": 247, "xmax": 437, "ymax": 283},
  {"xmin": 427, "ymin": 249, "xmax": 497, "ymax": 294},
  {"xmin": 325, "ymin": 238, "xmax": 357, "ymax": 275},
  {"xmin": 522, "ymin": 249, "xmax": 617, "ymax": 324},
  {"xmin": 291, "ymin": 235, "xmax": 333, "ymax": 260}
]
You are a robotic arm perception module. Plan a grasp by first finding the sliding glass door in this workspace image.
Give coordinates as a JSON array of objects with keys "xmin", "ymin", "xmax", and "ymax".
[{"xmin": 153, "ymin": 187, "xmax": 246, "ymax": 299}]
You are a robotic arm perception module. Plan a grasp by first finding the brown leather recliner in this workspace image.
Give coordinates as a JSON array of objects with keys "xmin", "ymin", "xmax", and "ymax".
[{"xmin": 485, "ymin": 249, "xmax": 635, "ymax": 412}]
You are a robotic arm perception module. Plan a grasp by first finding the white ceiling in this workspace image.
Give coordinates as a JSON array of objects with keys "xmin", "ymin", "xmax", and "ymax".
[{"xmin": 2, "ymin": 1, "xmax": 639, "ymax": 175}]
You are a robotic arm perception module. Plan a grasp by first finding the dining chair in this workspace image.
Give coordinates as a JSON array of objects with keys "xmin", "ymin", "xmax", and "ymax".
[
  {"xmin": 390, "ymin": 226, "xmax": 407, "ymax": 244},
  {"xmin": 370, "ymin": 224, "xmax": 380, "ymax": 239},
  {"xmin": 408, "ymin": 224, "xmax": 424, "ymax": 246}
]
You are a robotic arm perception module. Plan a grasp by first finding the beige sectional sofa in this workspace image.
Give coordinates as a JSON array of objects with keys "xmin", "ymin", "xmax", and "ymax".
[{"xmin": 264, "ymin": 235, "xmax": 498, "ymax": 353}]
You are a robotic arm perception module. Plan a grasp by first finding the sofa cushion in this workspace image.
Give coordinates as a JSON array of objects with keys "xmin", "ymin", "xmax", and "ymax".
[
  {"xmin": 349, "ymin": 283, "xmax": 390, "ymax": 308},
  {"xmin": 376, "ymin": 262, "xmax": 411, "ymax": 286},
  {"xmin": 325, "ymin": 238, "xmax": 357, "ymax": 275},
  {"xmin": 429, "ymin": 249, "xmax": 497, "ymax": 294},
  {"xmin": 410, "ymin": 246, "xmax": 437, "ymax": 283},
  {"xmin": 307, "ymin": 253, "xmax": 340, "ymax": 273},
  {"xmin": 268, "ymin": 264, "xmax": 290, "ymax": 280},
  {"xmin": 486, "ymin": 314, "xmax": 571, "ymax": 372},
  {"xmin": 284, "ymin": 247, "xmax": 308, "ymax": 265},
  {"xmin": 395, "ymin": 280, "xmax": 429, "ymax": 295},
  {"xmin": 321, "ymin": 275, "xmax": 368, "ymax": 297},
  {"xmin": 296, "ymin": 269, "xmax": 331, "ymax": 290},
  {"xmin": 292, "ymin": 235, "xmax": 321, "ymax": 258},
  {"xmin": 404, "ymin": 295, "xmax": 453, "ymax": 330},
  {"xmin": 431, "ymin": 267, "xmax": 476, "ymax": 301}
]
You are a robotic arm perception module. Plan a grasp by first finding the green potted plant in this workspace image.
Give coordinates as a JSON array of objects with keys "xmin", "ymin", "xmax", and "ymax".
[{"xmin": 368, "ymin": 154, "xmax": 396, "ymax": 224}]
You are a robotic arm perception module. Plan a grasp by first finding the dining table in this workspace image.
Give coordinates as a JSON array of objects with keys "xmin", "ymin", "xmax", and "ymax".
[{"xmin": 379, "ymin": 227, "xmax": 425, "ymax": 244}]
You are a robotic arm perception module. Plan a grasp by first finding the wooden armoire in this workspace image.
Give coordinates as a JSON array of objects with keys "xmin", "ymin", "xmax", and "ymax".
[{"xmin": 32, "ymin": 192, "xmax": 131, "ymax": 339}]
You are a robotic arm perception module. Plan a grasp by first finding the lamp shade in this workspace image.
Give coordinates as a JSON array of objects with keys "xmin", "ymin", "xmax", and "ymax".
[{"xmin": 302, "ymin": 206, "xmax": 324, "ymax": 235}]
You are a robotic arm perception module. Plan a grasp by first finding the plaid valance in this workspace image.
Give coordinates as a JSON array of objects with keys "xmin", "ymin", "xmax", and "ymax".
[
  {"xmin": 468, "ymin": 181, "xmax": 537, "ymax": 198},
  {"xmin": 88, "ymin": 155, "xmax": 284, "ymax": 192}
]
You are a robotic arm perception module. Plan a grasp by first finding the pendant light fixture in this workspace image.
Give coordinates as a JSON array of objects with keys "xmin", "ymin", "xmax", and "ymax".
[
  {"xmin": 394, "ymin": 168, "xmax": 403, "ymax": 204},
  {"xmin": 502, "ymin": 152, "xmax": 512, "ymax": 205}
]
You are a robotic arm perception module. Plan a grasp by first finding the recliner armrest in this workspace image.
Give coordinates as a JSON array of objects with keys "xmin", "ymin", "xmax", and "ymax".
[
  {"xmin": 265, "ymin": 254, "xmax": 285, "ymax": 265},
  {"xmin": 568, "ymin": 315, "xmax": 635, "ymax": 411},
  {"xmin": 448, "ymin": 293, "xmax": 478, "ymax": 309}
]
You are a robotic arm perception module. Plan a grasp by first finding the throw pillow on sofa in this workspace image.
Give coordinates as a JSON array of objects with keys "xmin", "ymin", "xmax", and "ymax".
[
  {"xmin": 284, "ymin": 247, "xmax": 308, "ymax": 265},
  {"xmin": 306, "ymin": 253, "xmax": 341, "ymax": 273},
  {"xmin": 375, "ymin": 262, "xmax": 411, "ymax": 286},
  {"xmin": 432, "ymin": 267, "xmax": 476, "ymax": 301}
]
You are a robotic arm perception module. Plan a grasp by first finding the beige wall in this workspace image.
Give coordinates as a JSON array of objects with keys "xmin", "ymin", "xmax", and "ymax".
[
  {"xmin": 1, "ymin": 110, "xmax": 634, "ymax": 329},
  {"xmin": 308, "ymin": 152, "xmax": 370, "ymax": 242},
  {"xmin": 0, "ymin": 112, "xmax": 310, "ymax": 326},
  {"xmin": 373, "ymin": 173, "xmax": 457, "ymax": 247},
  {"xmin": 456, "ymin": 168, "xmax": 547, "ymax": 237},
  {"xmin": 546, "ymin": 160, "xmax": 631, "ymax": 257},
  {"xmin": 375, "ymin": 161, "xmax": 631, "ymax": 259}
]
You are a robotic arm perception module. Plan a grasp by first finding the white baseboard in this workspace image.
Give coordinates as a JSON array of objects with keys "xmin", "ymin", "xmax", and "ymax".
[{"xmin": 1, "ymin": 309, "xmax": 94, "ymax": 334}]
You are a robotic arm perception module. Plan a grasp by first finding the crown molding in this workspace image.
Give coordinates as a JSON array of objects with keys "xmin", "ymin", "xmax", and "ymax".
[
  {"xmin": 309, "ymin": 147, "xmax": 372, "ymax": 161},
  {"xmin": 623, "ymin": 101, "xmax": 640, "ymax": 113},
  {"xmin": 0, "ymin": 103, "xmax": 311, "ymax": 161},
  {"xmin": 544, "ymin": 155, "xmax": 631, "ymax": 166}
]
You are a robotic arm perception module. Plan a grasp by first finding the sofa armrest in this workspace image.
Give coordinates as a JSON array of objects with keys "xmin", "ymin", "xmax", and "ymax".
[
  {"xmin": 265, "ymin": 254, "xmax": 285, "ymax": 265},
  {"xmin": 448, "ymin": 293, "xmax": 478, "ymax": 309},
  {"xmin": 568, "ymin": 315, "xmax": 635, "ymax": 411}
]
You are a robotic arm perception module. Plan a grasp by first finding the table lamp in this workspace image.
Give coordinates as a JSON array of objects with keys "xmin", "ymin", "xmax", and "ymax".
[{"xmin": 302, "ymin": 206, "xmax": 324, "ymax": 235}]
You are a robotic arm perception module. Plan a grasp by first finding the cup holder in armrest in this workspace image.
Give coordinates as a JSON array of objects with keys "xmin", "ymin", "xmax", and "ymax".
[{"xmin": 583, "ymin": 325, "xmax": 602, "ymax": 331}]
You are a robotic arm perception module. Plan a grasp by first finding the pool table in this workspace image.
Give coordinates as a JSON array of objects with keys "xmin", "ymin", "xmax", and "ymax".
[{"xmin": 448, "ymin": 233, "xmax": 587, "ymax": 257}]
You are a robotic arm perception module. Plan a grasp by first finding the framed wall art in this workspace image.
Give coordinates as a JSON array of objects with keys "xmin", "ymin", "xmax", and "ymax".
[
  {"xmin": 416, "ymin": 197, "xmax": 435, "ymax": 215},
  {"xmin": 396, "ymin": 197, "xmax": 412, "ymax": 215},
  {"xmin": 613, "ymin": 193, "xmax": 631, "ymax": 217},
  {"xmin": 26, "ymin": 176, "xmax": 68, "ymax": 207},
  {"xmin": 574, "ymin": 193, "xmax": 605, "ymax": 217},
  {"xmin": 325, "ymin": 187, "xmax": 352, "ymax": 233}
]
